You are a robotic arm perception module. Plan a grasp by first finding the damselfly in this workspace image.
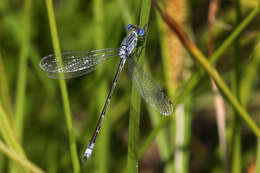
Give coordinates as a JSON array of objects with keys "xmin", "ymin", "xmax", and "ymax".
[{"xmin": 39, "ymin": 24, "xmax": 173, "ymax": 160}]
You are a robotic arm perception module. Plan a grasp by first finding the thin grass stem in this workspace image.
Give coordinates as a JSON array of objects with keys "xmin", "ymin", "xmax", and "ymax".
[
  {"xmin": 0, "ymin": 139, "xmax": 45, "ymax": 173},
  {"xmin": 92, "ymin": 0, "xmax": 110, "ymax": 172},
  {"xmin": 127, "ymin": 0, "xmax": 151, "ymax": 172},
  {"xmin": 0, "ymin": 52, "xmax": 13, "ymax": 120},
  {"xmin": 8, "ymin": 1, "xmax": 31, "ymax": 172},
  {"xmin": 231, "ymin": 1, "xmax": 243, "ymax": 172},
  {"xmin": 0, "ymin": 102, "xmax": 25, "ymax": 157},
  {"xmin": 44, "ymin": 0, "xmax": 80, "ymax": 172},
  {"xmin": 14, "ymin": 0, "xmax": 31, "ymax": 141}
]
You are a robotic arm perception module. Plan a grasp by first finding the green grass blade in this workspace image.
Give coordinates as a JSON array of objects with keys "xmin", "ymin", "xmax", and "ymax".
[
  {"xmin": 0, "ymin": 102, "xmax": 25, "ymax": 157},
  {"xmin": 139, "ymin": 12, "xmax": 175, "ymax": 172},
  {"xmin": 0, "ymin": 52, "xmax": 11, "ymax": 171},
  {"xmin": 0, "ymin": 139, "xmax": 45, "ymax": 173},
  {"xmin": 127, "ymin": 0, "xmax": 151, "ymax": 172},
  {"xmin": 14, "ymin": 0, "xmax": 31, "ymax": 141},
  {"xmin": 231, "ymin": 122, "xmax": 242, "ymax": 173},
  {"xmin": 231, "ymin": 1, "xmax": 243, "ymax": 172},
  {"xmin": 10, "ymin": 0, "xmax": 31, "ymax": 171},
  {"xmin": 44, "ymin": 0, "xmax": 80, "ymax": 172},
  {"xmin": 0, "ymin": 52, "xmax": 13, "ymax": 120},
  {"xmin": 181, "ymin": 96, "xmax": 192, "ymax": 173},
  {"xmin": 232, "ymin": 36, "xmax": 260, "ymax": 173},
  {"xmin": 92, "ymin": 0, "xmax": 110, "ymax": 172},
  {"xmin": 173, "ymin": 96, "xmax": 192, "ymax": 173},
  {"xmin": 239, "ymin": 41, "xmax": 260, "ymax": 106},
  {"xmin": 0, "ymin": 101, "xmax": 27, "ymax": 172}
]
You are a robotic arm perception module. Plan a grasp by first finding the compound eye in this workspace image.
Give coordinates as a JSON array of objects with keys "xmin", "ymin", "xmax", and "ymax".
[
  {"xmin": 139, "ymin": 29, "xmax": 145, "ymax": 36},
  {"xmin": 126, "ymin": 24, "xmax": 132, "ymax": 31}
]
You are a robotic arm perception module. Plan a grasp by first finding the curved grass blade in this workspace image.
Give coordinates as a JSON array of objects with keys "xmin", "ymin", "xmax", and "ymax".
[{"xmin": 0, "ymin": 140, "xmax": 45, "ymax": 173}]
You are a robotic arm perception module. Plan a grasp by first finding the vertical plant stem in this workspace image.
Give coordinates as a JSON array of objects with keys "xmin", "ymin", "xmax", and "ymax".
[
  {"xmin": 127, "ymin": 0, "xmax": 151, "ymax": 172},
  {"xmin": 12, "ymin": 0, "xmax": 31, "ymax": 172},
  {"xmin": 14, "ymin": 0, "xmax": 31, "ymax": 141},
  {"xmin": 207, "ymin": 0, "xmax": 228, "ymax": 172},
  {"xmin": 239, "ymin": 41, "xmax": 260, "ymax": 106},
  {"xmin": 45, "ymin": 0, "xmax": 80, "ymax": 172},
  {"xmin": 236, "ymin": 34, "xmax": 260, "ymax": 173},
  {"xmin": 92, "ymin": 0, "xmax": 109, "ymax": 172},
  {"xmin": 231, "ymin": 1, "xmax": 242, "ymax": 172},
  {"xmin": 174, "ymin": 96, "xmax": 192, "ymax": 173},
  {"xmin": 0, "ymin": 52, "xmax": 13, "ymax": 120},
  {"xmin": 182, "ymin": 95, "xmax": 191, "ymax": 173},
  {"xmin": 0, "ymin": 154, "xmax": 4, "ymax": 173},
  {"xmin": 0, "ymin": 52, "xmax": 13, "ymax": 172}
]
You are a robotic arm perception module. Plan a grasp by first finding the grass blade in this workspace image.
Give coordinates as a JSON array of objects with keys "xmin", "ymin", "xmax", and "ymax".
[
  {"xmin": 10, "ymin": 0, "xmax": 31, "ymax": 171},
  {"xmin": 0, "ymin": 139, "xmax": 45, "ymax": 173},
  {"xmin": 44, "ymin": 0, "xmax": 80, "ymax": 172},
  {"xmin": 127, "ymin": 0, "xmax": 151, "ymax": 172},
  {"xmin": 0, "ymin": 101, "xmax": 27, "ymax": 172},
  {"xmin": 0, "ymin": 52, "xmax": 13, "ymax": 120},
  {"xmin": 92, "ymin": 0, "xmax": 110, "ymax": 172},
  {"xmin": 231, "ymin": 1, "xmax": 243, "ymax": 172},
  {"xmin": 0, "ymin": 102, "xmax": 25, "ymax": 157},
  {"xmin": 14, "ymin": 0, "xmax": 31, "ymax": 141}
]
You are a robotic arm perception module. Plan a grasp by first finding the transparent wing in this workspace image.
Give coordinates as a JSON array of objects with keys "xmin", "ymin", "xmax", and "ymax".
[
  {"xmin": 39, "ymin": 48, "xmax": 120, "ymax": 79},
  {"xmin": 128, "ymin": 57, "xmax": 173, "ymax": 116}
]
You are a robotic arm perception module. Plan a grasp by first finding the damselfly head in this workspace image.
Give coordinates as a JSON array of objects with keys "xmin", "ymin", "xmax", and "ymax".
[{"xmin": 126, "ymin": 24, "xmax": 145, "ymax": 37}]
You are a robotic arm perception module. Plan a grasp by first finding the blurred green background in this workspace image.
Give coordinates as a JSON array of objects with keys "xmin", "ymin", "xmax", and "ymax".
[{"xmin": 0, "ymin": 0, "xmax": 260, "ymax": 173}]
